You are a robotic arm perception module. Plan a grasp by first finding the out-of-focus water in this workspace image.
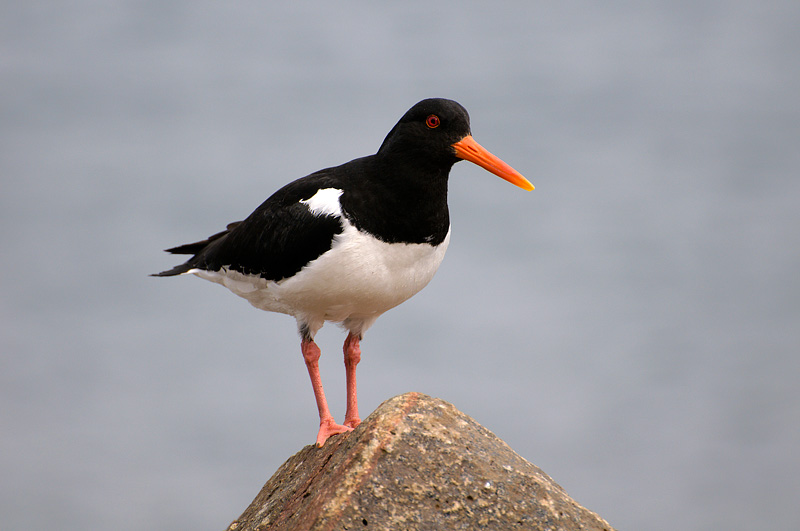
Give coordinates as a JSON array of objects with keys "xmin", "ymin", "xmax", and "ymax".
[{"xmin": 2, "ymin": 2, "xmax": 798, "ymax": 529}]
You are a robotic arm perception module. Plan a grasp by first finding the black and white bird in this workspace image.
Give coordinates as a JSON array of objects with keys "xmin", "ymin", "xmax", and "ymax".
[{"xmin": 154, "ymin": 98, "xmax": 533, "ymax": 446}]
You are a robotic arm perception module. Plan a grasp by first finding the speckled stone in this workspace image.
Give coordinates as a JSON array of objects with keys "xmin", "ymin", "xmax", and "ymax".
[{"xmin": 226, "ymin": 393, "xmax": 614, "ymax": 531}]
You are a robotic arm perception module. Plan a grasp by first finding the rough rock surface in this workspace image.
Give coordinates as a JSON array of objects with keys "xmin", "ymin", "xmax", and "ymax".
[{"xmin": 227, "ymin": 392, "xmax": 614, "ymax": 531}]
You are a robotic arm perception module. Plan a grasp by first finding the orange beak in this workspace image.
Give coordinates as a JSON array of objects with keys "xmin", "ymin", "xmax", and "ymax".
[{"xmin": 452, "ymin": 135, "xmax": 534, "ymax": 191}]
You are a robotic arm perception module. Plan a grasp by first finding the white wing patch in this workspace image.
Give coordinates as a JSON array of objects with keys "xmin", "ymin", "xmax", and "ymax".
[{"xmin": 300, "ymin": 188, "xmax": 344, "ymax": 217}]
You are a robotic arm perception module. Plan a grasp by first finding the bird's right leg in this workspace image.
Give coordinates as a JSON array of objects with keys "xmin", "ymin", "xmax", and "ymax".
[{"xmin": 301, "ymin": 336, "xmax": 353, "ymax": 447}]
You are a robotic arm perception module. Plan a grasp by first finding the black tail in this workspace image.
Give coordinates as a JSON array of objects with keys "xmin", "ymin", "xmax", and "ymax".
[
  {"xmin": 151, "ymin": 222, "xmax": 241, "ymax": 277},
  {"xmin": 150, "ymin": 263, "xmax": 194, "ymax": 277}
]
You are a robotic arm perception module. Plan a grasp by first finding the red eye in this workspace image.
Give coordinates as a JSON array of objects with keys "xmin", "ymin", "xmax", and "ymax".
[{"xmin": 425, "ymin": 114, "xmax": 440, "ymax": 129}]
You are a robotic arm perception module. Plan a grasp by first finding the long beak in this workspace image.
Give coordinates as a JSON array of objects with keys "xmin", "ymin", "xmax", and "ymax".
[{"xmin": 452, "ymin": 135, "xmax": 534, "ymax": 191}]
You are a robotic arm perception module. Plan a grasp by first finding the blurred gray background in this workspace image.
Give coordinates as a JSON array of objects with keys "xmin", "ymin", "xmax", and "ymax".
[{"xmin": 2, "ymin": 2, "xmax": 798, "ymax": 529}]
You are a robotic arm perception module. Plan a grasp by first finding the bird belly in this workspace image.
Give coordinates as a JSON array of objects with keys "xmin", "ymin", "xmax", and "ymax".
[
  {"xmin": 274, "ymin": 224, "xmax": 451, "ymax": 329},
  {"xmin": 192, "ymin": 224, "xmax": 451, "ymax": 334}
]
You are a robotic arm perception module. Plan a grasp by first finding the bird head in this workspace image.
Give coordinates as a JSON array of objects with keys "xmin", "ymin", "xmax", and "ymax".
[{"xmin": 378, "ymin": 98, "xmax": 533, "ymax": 191}]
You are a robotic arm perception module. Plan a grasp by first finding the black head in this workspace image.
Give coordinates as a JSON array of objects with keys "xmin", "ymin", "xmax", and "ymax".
[
  {"xmin": 376, "ymin": 98, "xmax": 533, "ymax": 190},
  {"xmin": 377, "ymin": 98, "xmax": 472, "ymax": 166}
]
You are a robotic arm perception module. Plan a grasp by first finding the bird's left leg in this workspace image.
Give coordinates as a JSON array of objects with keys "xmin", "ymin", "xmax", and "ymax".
[{"xmin": 342, "ymin": 332, "xmax": 362, "ymax": 428}]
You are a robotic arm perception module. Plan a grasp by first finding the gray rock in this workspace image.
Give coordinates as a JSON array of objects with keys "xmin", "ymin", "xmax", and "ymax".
[{"xmin": 227, "ymin": 393, "xmax": 614, "ymax": 531}]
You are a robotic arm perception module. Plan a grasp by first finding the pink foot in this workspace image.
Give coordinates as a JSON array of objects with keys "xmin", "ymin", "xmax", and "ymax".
[
  {"xmin": 316, "ymin": 416, "xmax": 353, "ymax": 447},
  {"xmin": 344, "ymin": 417, "xmax": 361, "ymax": 429}
]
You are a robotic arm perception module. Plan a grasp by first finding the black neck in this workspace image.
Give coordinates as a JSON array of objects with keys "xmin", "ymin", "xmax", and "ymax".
[{"xmin": 339, "ymin": 154, "xmax": 452, "ymax": 245}]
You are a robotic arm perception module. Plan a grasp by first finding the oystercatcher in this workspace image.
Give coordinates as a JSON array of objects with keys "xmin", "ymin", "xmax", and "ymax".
[{"xmin": 154, "ymin": 98, "xmax": 533, "ymax": 446}]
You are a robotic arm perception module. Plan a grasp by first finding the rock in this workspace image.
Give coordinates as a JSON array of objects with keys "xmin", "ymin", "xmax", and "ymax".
[{"xmin": 227, "ymin": 392, "xmax": 614, "ymax": 531}]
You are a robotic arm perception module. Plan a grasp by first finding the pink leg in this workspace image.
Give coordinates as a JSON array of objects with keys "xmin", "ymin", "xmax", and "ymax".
[
  {"xmin": 343, "ymin": 332, "xmax": 362, "ymax": 428},
  {"xmin": 301, "ymin": 337, "xmax": 352, "ymax": 447}
]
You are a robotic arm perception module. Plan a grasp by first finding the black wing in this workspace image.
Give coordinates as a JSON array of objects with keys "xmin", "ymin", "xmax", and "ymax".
[{"xmin": 152, "ymin": 171, "xmax": 344, "ymax": 281}]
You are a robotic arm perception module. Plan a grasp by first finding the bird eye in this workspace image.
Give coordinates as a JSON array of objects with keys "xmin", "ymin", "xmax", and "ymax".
[{"xmin": 425, "ymin": 114, "xmax": 441, "ymax": 129}]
